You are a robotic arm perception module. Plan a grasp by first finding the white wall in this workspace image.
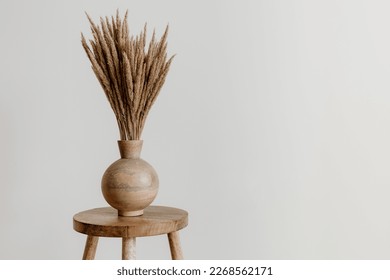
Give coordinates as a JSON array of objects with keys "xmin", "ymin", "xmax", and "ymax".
[{"xmin": 1, "ymin": 0, "xmax": 390, "ymax": 259}]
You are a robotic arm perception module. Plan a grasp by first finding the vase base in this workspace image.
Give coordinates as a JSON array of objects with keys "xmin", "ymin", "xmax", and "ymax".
[{"xmin": 118, "ymin": 209, "xmax": 144, "ymax": 217}]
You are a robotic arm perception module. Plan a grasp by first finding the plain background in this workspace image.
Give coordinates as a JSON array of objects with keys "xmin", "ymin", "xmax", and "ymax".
[{"xmin": 1, "ymin": 0, "xmax": 390, "ymax": 259}]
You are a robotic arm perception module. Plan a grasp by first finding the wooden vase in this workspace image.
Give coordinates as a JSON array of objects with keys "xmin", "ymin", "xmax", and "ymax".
[{"xmin": 101, "ymin": 140, "xmax": 159, "ymax": 216}]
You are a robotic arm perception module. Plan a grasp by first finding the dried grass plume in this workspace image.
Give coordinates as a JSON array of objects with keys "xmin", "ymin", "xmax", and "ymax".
[{"xmin": 81, "ymin": 10, "xmax": 174, "ymax": 140}]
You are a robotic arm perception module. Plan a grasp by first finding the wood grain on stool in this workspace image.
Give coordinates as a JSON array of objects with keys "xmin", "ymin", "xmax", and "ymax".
[
  {"xmin": 73, "ymin": 206, "xmax": 188, "ymax": 260},
  {"xmin": 168, "ymin": 231, "xmax": 183, "ymax": 260},
  {"xmin": 74, "ymin": 206, "xmax": 188, "ymax": 237},
  {"xmin": 122, "ymin": 237, "xmax": 136, "ymax": 260},
  {"xmin": 83, "ymin": 235, "xmax": 99, "ymax": 260}
]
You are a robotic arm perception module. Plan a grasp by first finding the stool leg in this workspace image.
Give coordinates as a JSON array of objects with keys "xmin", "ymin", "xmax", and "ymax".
[
  {"xmin": 83, "ymin": 235, "xmax": 99, "ymax": 260},
  {"xmin": 168, "ymin": 231, "xmax": 183, "ymax": 260},
  {"xmin": 122, "ymin": 237, "xmax": 136, "ymax": 260}
]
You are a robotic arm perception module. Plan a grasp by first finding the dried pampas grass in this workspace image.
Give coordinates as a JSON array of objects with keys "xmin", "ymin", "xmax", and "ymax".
[{"xmin": 81, "ymin": 10, "xmax": 174, "ymax": 140}]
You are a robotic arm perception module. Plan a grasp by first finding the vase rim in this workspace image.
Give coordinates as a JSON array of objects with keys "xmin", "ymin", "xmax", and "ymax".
[
  {"xmin": 117, "ymin": 140, "xmax": 143, "ymax": 158},
  {"xmin": 117, "ymin": 139, "xmax": 143, "ymax": 143}
]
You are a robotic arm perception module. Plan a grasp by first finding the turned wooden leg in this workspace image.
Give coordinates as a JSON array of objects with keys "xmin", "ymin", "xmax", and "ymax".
[
  {"xmin": 82, "ymin": 235, "xmax": 99, "ymax": 260},
  {"xmin": 122, "ymin": 237, "xmax": 136, "ymax": 260},
  {"xmin": 168, "ymin": 231, "xmax": 183, "ymax": 260}
]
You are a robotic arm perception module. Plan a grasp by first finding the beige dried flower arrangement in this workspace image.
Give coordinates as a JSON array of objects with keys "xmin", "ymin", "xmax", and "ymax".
[{"xmin": 81, "ymin": 11, "xmax": 174, "ymax": 140}]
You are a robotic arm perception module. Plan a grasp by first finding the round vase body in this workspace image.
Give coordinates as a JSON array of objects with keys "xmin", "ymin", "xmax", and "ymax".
[{"xmin": 101, "ymin": 140, "xmax": 159, "ymax": 216}]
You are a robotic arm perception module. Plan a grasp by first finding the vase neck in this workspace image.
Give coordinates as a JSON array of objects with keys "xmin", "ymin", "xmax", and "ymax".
[{"xmin": 118, "ymin": 140, "xmax": 143, "ymax": 159}]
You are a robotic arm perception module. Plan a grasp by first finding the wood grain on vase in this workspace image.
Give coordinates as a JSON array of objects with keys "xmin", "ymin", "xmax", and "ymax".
[{"xmin": 101, "ymin": 140, "xmax": 159, "ymax": 217}]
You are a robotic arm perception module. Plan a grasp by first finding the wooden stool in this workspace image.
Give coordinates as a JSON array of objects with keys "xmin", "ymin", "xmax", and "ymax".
[{"xmin": 73, "ymin": 206, "xmax": 188, "ymax": 260}]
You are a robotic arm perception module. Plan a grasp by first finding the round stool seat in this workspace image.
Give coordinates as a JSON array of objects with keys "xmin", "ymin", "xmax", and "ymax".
[
  {"xmin": 73, "ymin": 205, "xmax": 188, "ymax": 260},
  {"xmin": 73, "ymin": 206, "xmax": 188, "ymax": 238}
]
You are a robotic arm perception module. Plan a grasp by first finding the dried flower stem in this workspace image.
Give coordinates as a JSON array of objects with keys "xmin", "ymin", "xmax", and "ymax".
[{"xmin": 81, "ymin": 10, "xmax": 174, "ymax": 140}]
